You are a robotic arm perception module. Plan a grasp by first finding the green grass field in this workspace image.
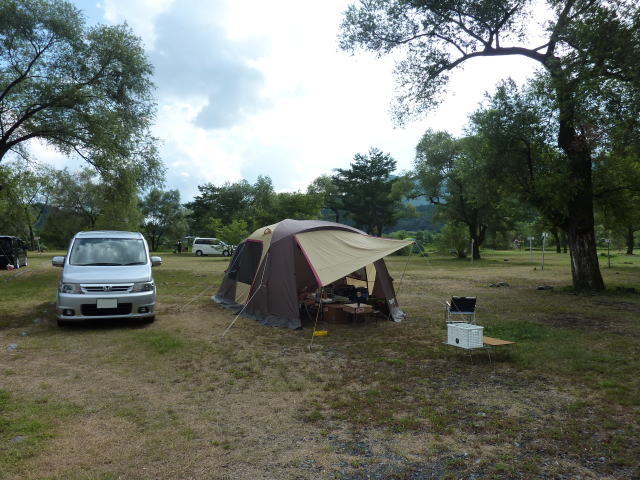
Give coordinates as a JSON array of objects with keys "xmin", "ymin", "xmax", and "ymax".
[{"xmin": 0, "ymin": 249, "xmax": 638, "ymax": 479}]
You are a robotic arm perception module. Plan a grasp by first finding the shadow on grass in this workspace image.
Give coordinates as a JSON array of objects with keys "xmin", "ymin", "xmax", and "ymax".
[
  {"xmin": 56, "ymin": 316, "xmax": 153, "ymax": 331},
  {"xmin": 0, "ymin": 301, "xmax": 56, "ymax": 330},
  {"xmin": 0, "ymin": 300, "xmax": 152, "ymax": 332}
]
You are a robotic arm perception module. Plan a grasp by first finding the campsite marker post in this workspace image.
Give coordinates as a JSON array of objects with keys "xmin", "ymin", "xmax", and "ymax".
[
  {"xmin": 528, "ymin": 236, "xmax": 534, "ymax": 262},
  {"xmin": 541, "ymin": 232, "xmax": 548, "ymax": 270}
]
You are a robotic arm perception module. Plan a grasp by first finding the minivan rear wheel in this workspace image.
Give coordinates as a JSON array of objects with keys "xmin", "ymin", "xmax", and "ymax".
[
  {"xmin": 195, "ymin": 250, "xmax": 203, "ymax": 256},
  {"xmin": 222, "ymin": 249, "xmax": 229, "ymax": 256}
]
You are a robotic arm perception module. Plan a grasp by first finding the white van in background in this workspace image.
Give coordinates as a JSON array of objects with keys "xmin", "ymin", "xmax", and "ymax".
[{"xmin": 191, "ymin": 237, "xmax": 233, "ymax": 257}]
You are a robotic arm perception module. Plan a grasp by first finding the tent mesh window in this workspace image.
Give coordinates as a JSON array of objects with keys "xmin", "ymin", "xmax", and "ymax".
[{"xmin": 228, "ymin": 240, "xmax": 263, "ymax": 285}]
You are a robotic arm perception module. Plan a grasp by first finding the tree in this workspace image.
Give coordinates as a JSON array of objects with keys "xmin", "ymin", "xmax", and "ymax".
[
  {"xmin": 51, "ymin": 168, "xmax": 105, "ymax": 230},
  {"xmin": 217, "ymin": 220, "xmax": 249, "ymax": 246},
  {"xmin": 94, "ymin": 173, "xmax": 142, "ymax": 231},
  {"xmin": 307, "ymin": 175, "xmax": 344, "ymax": 222},
  {"xmin": 140, "ymin": 189, "xmax": 188, "ymax": 251},
  {"xmin": 267, "ymin": 191, "xmax": 323, "ymax": 224},
  {"xmin": 412, "ymin": 130, "xmax": 514, "ymax": 259},
  {"xmin": 332, "ymin": 148, "xmax": 403, "ymax": 235},
  {"xmin": 0, "ymin": 161, "xmax": 55, "ymax": 248},
  {"xmin": 435, "ymin": 222, "xmax": 469, "ymax": 258},
  {"xmin": 0, "ymin": 0, "xmax": 162, "ymax": 187},
  {"xmin": 186, "ymin": 180, "xmax": 256, "ymax": 235},
  {"xmin": 341, "ymin": 0, "xmax": 640, "ymax": 290},
  {"xmin": 186, "ymin": 176, "xmax": 323, "ymax": 235},
  {"xmin": 594, "ymin": 154, "xmax": 640, "ymax": 255}
]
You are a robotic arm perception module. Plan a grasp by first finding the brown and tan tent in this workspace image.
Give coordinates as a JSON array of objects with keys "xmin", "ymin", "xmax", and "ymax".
[{"xmin": 213, "ymin": 219, "xmax": 413, "ymax": 328}]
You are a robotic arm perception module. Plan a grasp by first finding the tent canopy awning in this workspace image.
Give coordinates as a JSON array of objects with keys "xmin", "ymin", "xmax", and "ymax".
[{"xmin": 295, "ymin": 230, "xmax": 412, "ymax": 287}]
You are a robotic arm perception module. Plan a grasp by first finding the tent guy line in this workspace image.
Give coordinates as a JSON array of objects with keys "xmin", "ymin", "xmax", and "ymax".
[{"xmin": 221, "ymin": 253, "xmax": 271, "ymax": 338}]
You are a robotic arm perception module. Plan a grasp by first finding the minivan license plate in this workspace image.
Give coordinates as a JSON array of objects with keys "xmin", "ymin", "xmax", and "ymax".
[{"xmin": 97, "ymin": 299, "xmax": 118, "ymax": 309}]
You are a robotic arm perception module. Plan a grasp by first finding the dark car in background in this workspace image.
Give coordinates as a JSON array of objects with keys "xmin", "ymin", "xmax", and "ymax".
[{"xmin": 0, "ymin": 236, "xmax": 28, "ymax": 269}]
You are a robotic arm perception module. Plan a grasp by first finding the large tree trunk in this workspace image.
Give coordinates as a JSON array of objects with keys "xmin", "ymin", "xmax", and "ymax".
[
  {"xmin": 471, "ymin": 239, "xmax": 480, "ymax": 260},
  {"xmin": 467, "ymin": 214, "xmax": 484, "ymax": 260},
  {"xmin": 550, "ymin": 69, "xmax": 605, "ymax": 290},
  {"xmin": 557, "ymin": 117, "xmax": 605, "ymax": 290},
  {"xmin": 552, "ymin": 227, "xmax": 561, "ymax": 253},
  {"xmin": 566, "ymin": 220, "xmax": 603, "ymax": 290},
  {"xmin": 626, "ymin": 225, "xmax": 635, "ymax": 255},
  {"xmin": 561, "ymin": 231, "xmax": 568, "ymax": 253}
]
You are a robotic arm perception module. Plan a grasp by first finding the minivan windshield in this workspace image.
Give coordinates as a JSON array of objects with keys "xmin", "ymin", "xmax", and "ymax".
[{"xmin": 69, "ymin": 238, "xmax": 147, "ymax": 266}]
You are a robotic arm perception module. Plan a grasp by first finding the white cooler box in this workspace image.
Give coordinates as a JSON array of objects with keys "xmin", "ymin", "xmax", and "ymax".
[{"xmin": 447, "ymin": 323, "xmax": 483, "ymax": 349}]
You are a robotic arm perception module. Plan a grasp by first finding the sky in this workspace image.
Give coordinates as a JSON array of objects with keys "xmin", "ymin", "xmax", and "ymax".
[{"xmin": 33, "ymin": 0, "xmax": 543, "ymax": 200}]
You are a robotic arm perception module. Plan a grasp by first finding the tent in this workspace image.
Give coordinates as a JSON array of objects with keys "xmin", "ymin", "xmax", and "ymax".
[{"xmin": 213, "ymin": 219, "xmax": 413, "ymax": 329}]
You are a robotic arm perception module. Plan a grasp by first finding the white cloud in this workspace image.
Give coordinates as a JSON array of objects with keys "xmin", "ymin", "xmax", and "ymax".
[
  {"xmin": 75, "ymin": 0, "xmax": 543, "ymax": 200},
  {"xmin": 101, "ymin": 0, "xmax": 173, "ymax": 48}
]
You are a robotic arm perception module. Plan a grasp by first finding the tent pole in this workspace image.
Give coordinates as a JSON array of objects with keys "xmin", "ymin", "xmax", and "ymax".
[
  {"xmin": 221, "ymin": 253, "xmax": 270, "ymax": 337},
  {"xmin": 386, "ymin": 244, "xmax": 414, "ymax": 322},
  {"xmin": 308, "ymin": 287, "xmax": 324, "ymax": 350}
]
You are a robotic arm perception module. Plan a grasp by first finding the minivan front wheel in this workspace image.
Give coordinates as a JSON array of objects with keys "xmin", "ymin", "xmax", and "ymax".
[{"xmin": 195, "ymin": 250, "xmax": 203, "ymax": 257}]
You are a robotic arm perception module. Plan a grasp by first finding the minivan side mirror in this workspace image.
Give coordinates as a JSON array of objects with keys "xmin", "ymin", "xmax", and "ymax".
[
  {"xmin": 52, "ymin": 256, "xmax": 65, "ymax": 267},
  {"xmin": 151, "ymin": 256, "xmax": 162, "ymax": 267}
]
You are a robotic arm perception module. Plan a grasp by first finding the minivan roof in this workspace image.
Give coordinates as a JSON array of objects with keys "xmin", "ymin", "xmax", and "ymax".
[{"xmin": 75, "ymin": 231, "xmax": 143, "ymax": 239}]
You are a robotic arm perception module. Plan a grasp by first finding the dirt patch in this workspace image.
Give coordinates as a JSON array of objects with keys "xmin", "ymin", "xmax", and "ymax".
[{"xmin": 539, "ymin": 313, "xmax": 638, "ymax": 336}]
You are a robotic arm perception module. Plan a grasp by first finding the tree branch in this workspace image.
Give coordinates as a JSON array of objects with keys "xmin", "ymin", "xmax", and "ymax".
[
  {"xmin": 443, "ymin": 46, "xmax": 546, "ymax": 74},
  {"xmin": 546, "ymin": 0, "xmax": 577, "ymax": 58},
  {"xmin": 0, "ymin": 35, "xmax": 56, "ymax": 105}
]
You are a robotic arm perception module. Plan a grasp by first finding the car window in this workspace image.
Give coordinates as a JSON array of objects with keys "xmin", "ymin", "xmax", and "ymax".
[{"xmin": 69, "ymin": 238, "xmax": 147, "ymax": 266}]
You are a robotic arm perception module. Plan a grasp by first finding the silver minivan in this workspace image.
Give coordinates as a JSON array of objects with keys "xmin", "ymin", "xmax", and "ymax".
[{"xmin": 52, "ymin": 231, "xmax": 161, "ymax": 326}]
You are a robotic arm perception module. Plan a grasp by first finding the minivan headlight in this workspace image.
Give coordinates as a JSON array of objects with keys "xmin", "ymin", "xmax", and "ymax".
[
  {"xmin": 59, "ymin": 283, "xmax": 81, "ymax": 294},
  {"xmin": 132, "ymin": 282, "xmax": 154, "ymax": 292}
]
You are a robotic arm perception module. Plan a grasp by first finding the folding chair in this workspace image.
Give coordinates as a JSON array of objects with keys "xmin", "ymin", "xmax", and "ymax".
[{"xmin": 445, "ymin": 296, "xmax": 477, "ymax": 324}]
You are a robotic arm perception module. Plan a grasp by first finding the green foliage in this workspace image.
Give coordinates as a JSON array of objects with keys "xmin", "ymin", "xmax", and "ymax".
[
  {"xmin": 93, "ymin": 173, "xmax": 142, "ymax": 232},
  {"xmin": 140, "ymin": 189, "xmax": 188, "ymax": 251},
  {"xmin": 332, "ymin": 147, "xmax": 402, "ymax": 235},
  {"xmin": 307, "ymin": 174, "xmax": 343, "ymax": 222},
  {"xmin": 0, "ymin": 161, "xmax": 56, "ymax": 247},
  {"xmin": 435, "ymin": 223, "xmax": 468, "ymax": 258},
  {"xmin": 217, "ymin": 219, "xmax": 248, "ymax": 246},
  {"xmin": 187, "ymin": 175, "xmax": 323, "ymax": 236},
  {"xmin": 270, "ymin": 191, "xmax": 324, "ymax": 222},
  {"xmin": 412, "ymin": 130, "xmax": 521, "ymax": 259},
  {"xmin": 0, "ymin": 0, "xmax": 162, "ymax": 186},
  {"xmin": 185, "ymin": 178, "xmax": 267, "ymax": 235}
]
